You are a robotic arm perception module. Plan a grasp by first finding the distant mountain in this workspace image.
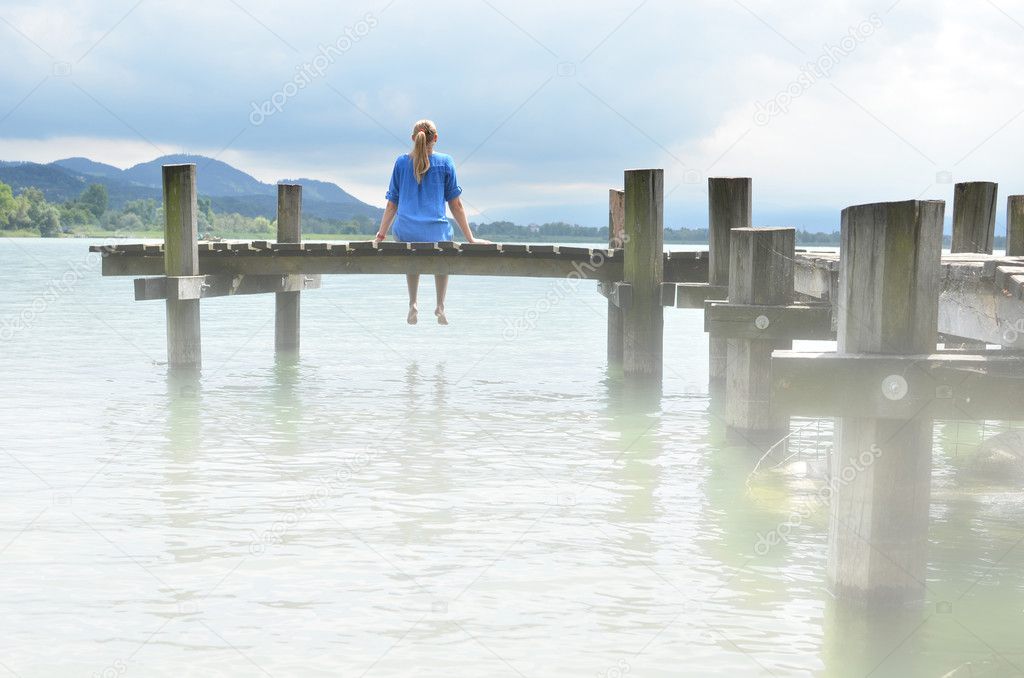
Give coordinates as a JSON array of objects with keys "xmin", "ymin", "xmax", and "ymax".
[
  {"xmin": 121, "ymin": 154, "xmax": 270, "ymax": 196},
  {"xmin": 51, "ymin": 157, "xmax": 124, "ymax": 179},
  {"xmin": 281, "ymin": 177, "xmax": 361, "ymax": 205},
  {"xmin": 0, "ymin": 154, "xmax": 383, "ymax": 222}
]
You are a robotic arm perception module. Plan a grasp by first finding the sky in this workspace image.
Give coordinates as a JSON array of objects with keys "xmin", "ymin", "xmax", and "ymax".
[{"xmin": 2, "ymin": 0, "xmax": 1024, "ymax": 231}]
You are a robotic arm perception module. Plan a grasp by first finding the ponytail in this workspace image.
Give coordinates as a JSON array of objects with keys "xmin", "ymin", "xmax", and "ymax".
[{"xmin": 410, "ymin": 119, "xmax": 437, "ymax": 184}]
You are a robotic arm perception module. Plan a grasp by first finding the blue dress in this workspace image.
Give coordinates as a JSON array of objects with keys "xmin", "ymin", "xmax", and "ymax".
[{"xmin": 385, "ymin": 152, "xmax": 463, "ymax": 242}]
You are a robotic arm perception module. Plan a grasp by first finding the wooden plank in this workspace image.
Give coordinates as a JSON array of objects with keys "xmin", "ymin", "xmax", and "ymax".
[
  {"xmin": 458, "ymin": 243, "xmax": 499, "ymax": 254},
  {"xmin": 659, "ymin": 282, "xmax": 676, "ymax": 307},
  {"xmin": 839, "ymin": 201, "xmax": 944, "ymax": 354},
  {"xmin": 772, "ymin": 351, "xmax": 1024, "ymax": 420},
  {"xmin": 704, "ymin": 302, "xmax": 833, "ymax": 340},
  {"xmin": 609, "ymin": 188, "xmax": 626, "ymax": 248},
  {"xmin": 557, "ymin": 246, "xmax": 592, "ymax": 259},
  {"xmin": 529, "ymin": 244, "xmax": 559, "ymax": 256},
  {"xmin": 622, "ymin": 168, "xmax": 664, "ymax": 381},
  {"xmin": 134, "ymin": 274, "xmax": 322, "ymax": 301},
  {"xmin": 952, "ymin": 181, "xmax": 997, "ymax": 254},
  {"xmin": 607, "ymin": 189, "xmax": 626, "ymax": 367},
  {"xmin": 1008, "ymin": 195, "xmax": 1024, "ymax": 257},
  {"xmin": 827, "ymin": 198, "xmax": 944, "ymax": 605},
  {"xmin": 664, "ymin": 251, "xmax": 707, "ymax": 283},
  {"xmin": 162, "ymin": 163, "xmax": 201, "ymax": 370},
  {"xmin": 103, "ymin": 252, "xmax": 627, "ymax": 280},
  {"xmin": 98, "ymin": 246, "xmax": 702, "ymax": 282},
  {"xmin": 276, "ymin": 184, "xmax": 302, "ymax": 354},
  {"xmin": 672, "ymin": 283, "xmax": 729, "ymax": 309},
  {"xmin": 376, "ymin": 241, "xmax": 410, "ymax": 253},
  {"xmin": 498, "ymin": 243, "xmax": 528, "ymax": 254},
  {"xmin": 610, "ymin": 282, "xmax": 633, "ymax": 309},
  {"xmin": 708, "ymin": 177, "xmax": 752, "ymax": 388},
  {"xmin": 725, "ymin": 227, "xmax": 795, "ymax": 433}
]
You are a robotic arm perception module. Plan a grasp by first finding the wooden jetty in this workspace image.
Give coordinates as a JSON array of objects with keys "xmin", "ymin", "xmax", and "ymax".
[{"xmin": 91, "ymin": 163, "xmax": 1024, "ymax": 606}]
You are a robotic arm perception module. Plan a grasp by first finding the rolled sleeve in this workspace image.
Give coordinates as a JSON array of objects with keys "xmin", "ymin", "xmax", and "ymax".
[
  {"xmin": 444, "ymin": 158, "xmax": 463, "ymax": 202},
  {"xmin": 385, "ymin": 159, "xmax": 401, "ymax": 202}
]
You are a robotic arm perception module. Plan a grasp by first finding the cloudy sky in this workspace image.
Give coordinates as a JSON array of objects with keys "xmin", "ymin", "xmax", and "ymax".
[{"xmin": 2, "ymin": 0, "xmax": 1023, "ymax": 231}]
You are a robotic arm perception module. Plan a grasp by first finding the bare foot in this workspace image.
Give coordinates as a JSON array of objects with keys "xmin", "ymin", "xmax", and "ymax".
[
  {"xmin": 407, "ymin": 304, "xmax": 418, "ymax": 325},
  {"xmin": 435, "ymin": 307, "xmax": 448, "ymax": 325}
]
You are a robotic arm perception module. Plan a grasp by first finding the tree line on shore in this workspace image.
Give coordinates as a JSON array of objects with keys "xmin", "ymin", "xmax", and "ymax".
[{"xmin": 1, "ymin": 179, "xmax": 1008, "ymax": 248}]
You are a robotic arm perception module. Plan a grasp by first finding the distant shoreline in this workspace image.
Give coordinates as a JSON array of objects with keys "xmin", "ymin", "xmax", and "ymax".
[{"xmin": 0, "ymin": 230, "xmax": 846, "ymax": 246}]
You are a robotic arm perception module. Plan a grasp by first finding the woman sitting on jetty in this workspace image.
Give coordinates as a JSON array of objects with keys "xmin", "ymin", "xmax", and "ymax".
[{"xmin": 374, "ymin": 119, "xmax": 489, "ymax": 325}]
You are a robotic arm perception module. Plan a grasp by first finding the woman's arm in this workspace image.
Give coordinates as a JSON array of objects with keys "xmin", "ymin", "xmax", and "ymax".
[
  {"xmin": 374, "ymin": 200, "xmax": 398, "ymax": 241},
  {"xmin": 447, "ymin": 196, "xmax": 490, "ymax": 244}
]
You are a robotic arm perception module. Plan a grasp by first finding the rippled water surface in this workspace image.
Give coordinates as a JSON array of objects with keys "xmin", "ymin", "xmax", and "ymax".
[{"xmin": 1, "ymin": 238, "xmax": 1022, "ymax": 677}]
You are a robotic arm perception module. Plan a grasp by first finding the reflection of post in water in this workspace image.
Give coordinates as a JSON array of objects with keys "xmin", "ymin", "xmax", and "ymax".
[
  {"xmin": 391, "ymin": 361, "xmax": 453, "ymax": 544},
  {"xmin": 271, "ymin": 352, "xmax": 302, "ymax": 455},
  {"xmin": 161, "ymin": 369, "xmax": 205, "ymax": 565},
  {"xmin": 822, "ymin": 598, "xmax": 923, "ymax": 677},
  {"xmin": 165, "ymin": 368, "xmax": 202, "ymax": 464},
  {"xmin": 601, "ymin": 377, "xmax": 663, "ymax": 543}
]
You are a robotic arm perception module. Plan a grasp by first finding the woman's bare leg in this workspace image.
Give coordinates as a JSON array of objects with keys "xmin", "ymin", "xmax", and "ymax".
[
  {"xmin": 434, "ymin": 274, "xmax": 449, "ymax": 325},
  {"xmin": 406, "ymin": 274, "xmax": 419, "ymax": 325}
]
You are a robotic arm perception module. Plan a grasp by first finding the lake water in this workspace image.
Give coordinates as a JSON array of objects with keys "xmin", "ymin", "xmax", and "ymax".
[{"xmin": 1, "ymin": 238, "xmax": 1022, "ymax": 677}]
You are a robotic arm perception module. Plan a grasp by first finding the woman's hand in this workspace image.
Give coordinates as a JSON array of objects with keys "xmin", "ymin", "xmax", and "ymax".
[
  {"xmin": 468, "ymin": 236, "xmax": 492, "ymax": 245},
  {"xmin": 374, "ymin": 231, "xmax": 387, "ymax": 242}
]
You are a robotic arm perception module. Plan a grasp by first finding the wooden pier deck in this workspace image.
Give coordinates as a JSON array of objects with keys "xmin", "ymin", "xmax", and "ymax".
[{"xmin": 90, "ymin": 240, "xmax": 709, "ymax": 282}]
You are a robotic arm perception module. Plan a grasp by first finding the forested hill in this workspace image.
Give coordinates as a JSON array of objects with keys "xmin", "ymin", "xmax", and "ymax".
[{"xmin": 0, "ymin": 155, "xmax": 383, "ymax": 223}]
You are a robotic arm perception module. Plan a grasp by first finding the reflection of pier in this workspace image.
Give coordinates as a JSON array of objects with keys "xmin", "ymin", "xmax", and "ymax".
[{"xmin": 91, "ymin": 164, "xmax": 1024, "ymax": 606}]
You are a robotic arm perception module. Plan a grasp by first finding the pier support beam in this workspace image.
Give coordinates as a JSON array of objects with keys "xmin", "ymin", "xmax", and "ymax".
[
  {"xmin": 952, "ymin": 181, "xmax": 997, "ymax": 254},
  {"xmin": 829, "ymin": 199, "xmax": 944, "ymax": 604},
  {"xmin": 949, "ymin": 182, "xmax": 996, "ymax": 349},
  {"xmin": 622, "ymin": 169, "xmax": 664, "ymax": 383},
  {"xmin": 275, "ymin": 184, "xmax": 302, "ymax": 354},
  {"xmin": 607, "ymin": 189, "xmax": 626, "ymax": 367},
  {"xmin": 1007, "ymin": 195, "xmax": 1024, "ymax": 257},
  {"xmin": 725, "ymin": 227, "xmax": 794, "ymax": 436},
  {"xmin": 163, "ymin": 164, "xmax": 201, "ymax": 370},
  {"xmin": 708, "ymin": 178, "xmax": 752, "ymax": 388}
]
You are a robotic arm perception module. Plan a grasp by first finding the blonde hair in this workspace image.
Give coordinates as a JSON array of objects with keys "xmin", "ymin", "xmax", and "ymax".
[{"xmin": 410, "ymin": 119, "xmax": 437, "ymax": 184}]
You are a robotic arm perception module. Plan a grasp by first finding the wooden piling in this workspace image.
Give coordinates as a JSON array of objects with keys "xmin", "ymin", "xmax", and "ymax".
[
  {"xmin": 275, "ymin": 184, "xmax": 302, "ymax": 354},
  {"xmin": 725, "ymin": 227, "xmax": 794, "ymax": 434},
  {"xmin": 951, "ymin": 181, "xmax": 997, "ymax": 254},
  {"xmin": 708, "ymin": 178, "xmax": 752, "ymax": 387},
  {"xmin": 1007, "ymin": 195, "xmax": 1024, "ymax": 257},
  {"xmin": 829, "ymin": 199, "xmax": 944, "ymax": 604},
  {"xmin": 607, "ymin": 189, "xmax": 626, "ymax": 366},
  {"xmin": 163, "ymin": 164, "xmax": 201, "ymax": 370},
  {"xmin": 622, "ymin": 169, "xmax": 664, "ymax": 381}
]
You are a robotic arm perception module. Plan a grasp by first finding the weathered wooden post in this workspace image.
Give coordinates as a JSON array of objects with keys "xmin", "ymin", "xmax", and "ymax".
[
  {"xmin": 829, "ymin": 199, "xmax": 944, "ymax": 604},
  {"xmin": 607, "ymin": 189, "xmax": 626, "ymax": 366},
  {"xmin": 163, "ymin": 164, "xmax": 201, "ymax": 370},
  {"xmin": 1007, "ymin": 195, "xmax": 1024, "ymax": 257},
  {"xmin": 708, "ymin": 178, "xmax": 752, "ymax": 387},
  {"xmin": 951, "ymin": 181, "xmax": 997, "ymax": 254},
  {"xmin": 275, "ymin": 184, "xmax": 302, "ymax": 354},
  {"xmin": 622, "ymin": 169, "xmax": 664, "ymax": 382},
  {"xmin": 725, "ymin": 227, "xmax": 794, "ymax": 435}
]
